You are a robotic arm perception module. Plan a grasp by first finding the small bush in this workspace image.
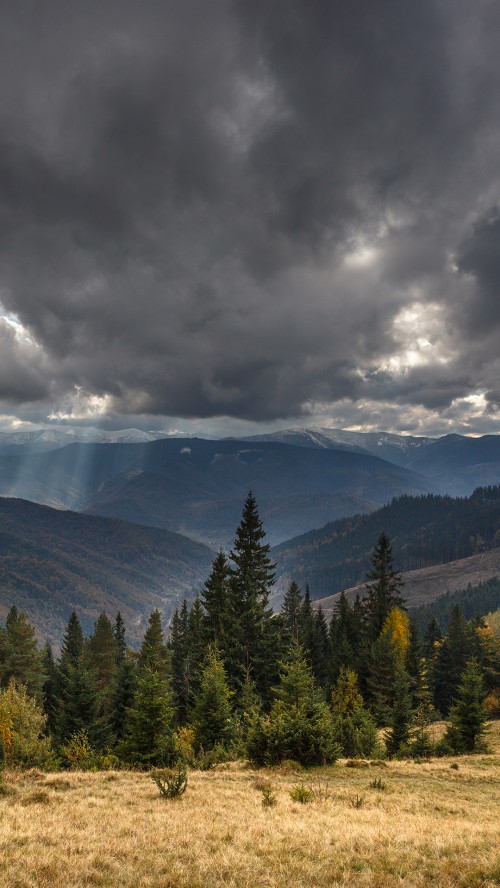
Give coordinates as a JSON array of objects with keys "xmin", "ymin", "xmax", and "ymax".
[
  {"xmin": 261, "ymin": 786, "xmax": 277, "ymax": 807},
  {"xmin": 450, "ymin": 762, "xmax": 459, "ymax": 770},
  {"xmin": 351, "ymin": 794, "xmax": 365, "ymax": 808},
  {"xmin": 151, "ymin": 764, "xmax": 188, "ymax": 799},
  {"xmin": 60, "ymin": 730, "xmax": 97, "ymax": 771},
  {"xmin": 290, "ymin": 783, "xmax": 315, "ymax": 804}
]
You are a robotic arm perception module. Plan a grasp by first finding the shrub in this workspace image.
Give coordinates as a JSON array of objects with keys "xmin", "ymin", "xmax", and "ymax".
[
  {"xmin": 261, "ymin": 785, "xmax": 277, "ymax": 807},
  {"xmin": 351, "ymin": 794, "xmax": 365, "ymax": 808},
  {"xmin": 290, "ymin": 783, "xmax": 315, "ymax": 804},
  {"xmin": 151, "ymin": 764, "xmax": 188, "ymax": 799},
  {"xmin": 0, "ymin": 681, "xmax": 54, "ymax": 768},
  {"xmin": 60, "ymin": 729, "xmax": 97, "ymax": 770}
]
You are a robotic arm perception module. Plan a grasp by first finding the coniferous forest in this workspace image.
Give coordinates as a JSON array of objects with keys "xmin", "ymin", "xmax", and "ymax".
[{"xmin": 1, "ymin": 493, "xmax": 499, "ymax": 771}]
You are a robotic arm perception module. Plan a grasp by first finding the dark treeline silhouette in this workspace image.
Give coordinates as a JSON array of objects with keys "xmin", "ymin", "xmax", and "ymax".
[{"xmin": 1, "ymin": 493, "xmax": 499, "ymax": 768}]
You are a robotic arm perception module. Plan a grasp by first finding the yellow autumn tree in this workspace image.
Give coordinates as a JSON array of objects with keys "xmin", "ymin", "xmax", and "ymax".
[{"xmin": 381, "ymin": 607, "xmax": 410, "ymax": 671}]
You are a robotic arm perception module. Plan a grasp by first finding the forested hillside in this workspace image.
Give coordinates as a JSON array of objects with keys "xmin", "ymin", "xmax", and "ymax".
[
  {"xmin": 273, "ymin": 486, "xmax": 500, "ymax": 599},
  {"xmin": 0, "ymin": 498, "xmax": 213, "ymax": 647}
]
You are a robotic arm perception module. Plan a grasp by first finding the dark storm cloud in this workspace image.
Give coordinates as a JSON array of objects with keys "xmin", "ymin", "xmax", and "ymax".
[{"xmin": 0, "ymin": 0, "xmax": 500, "ymax": 429}]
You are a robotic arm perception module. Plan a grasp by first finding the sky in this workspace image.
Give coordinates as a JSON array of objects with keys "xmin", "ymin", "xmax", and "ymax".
[{"xmin": 1, "ymin": 0, "xmax": 500, "ymax": 439}]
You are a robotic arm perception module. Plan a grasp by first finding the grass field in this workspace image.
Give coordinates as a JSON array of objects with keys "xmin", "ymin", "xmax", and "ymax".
[{"xmin": 1, "ymin": 723, "xmax": 499, "ymax": 888}]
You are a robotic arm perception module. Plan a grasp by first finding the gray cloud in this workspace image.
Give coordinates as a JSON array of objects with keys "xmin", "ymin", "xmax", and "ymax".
[{"xmin": 0, "ymin": 0, "xmax": 500, "ymax": 433}]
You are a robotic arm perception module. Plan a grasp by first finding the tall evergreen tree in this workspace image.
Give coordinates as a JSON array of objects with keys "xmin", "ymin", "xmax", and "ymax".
[
  {"xmin": 331, "ymin": 667, "xmax": 378, "ymax": 758},
  {"xmin": 87, "ymin": 613, "xmax": 118, "ymax": 747},
  {"xmin": 192, "ymin": 646, "xmax": 233, "ymax": 751},
  {"xmin": 121, "ymin": 665, "xmax": 177, "ymax": 766},
  {"xmin": 200, "ymin": 550, "xmax": 231, "ymax": 647},
  {"xmin": 442, "ymin": 659, "xmax": 488, "ymax": 754},
  {"xmin": 311, "ymin": 605, "xmax": 330, "ymax": 689},
  {"xmin": 226, "ymin": 492, "xmax": 278, "ymax": 700},
  {"xmin": 385, "ymin": 669, "xmax": 413, "ymax": 757},
  {"xmin": 170, "ymin": 602, "xmax": 192, "ymax": 725},
  {"xmin": 41, "ymin": 643, "xmax": 58, "ymax": 736},
  {"xmin": 0, "ymin": 607, "xmax": 44, "ymax": 700},
  {"xmin": 433, "ymin": 605, "xmax": 472, "ymax": 715},
  {"xmin": 362, "ymin": 533, "xmax": 405, "ymax": 642},
  {"xmin": 281, "ymin": 581, "xmax": 303, "ymax": 642},
  {"xmin": 139, "ymin": 610, "xmax": 169, "ymax": 677}
]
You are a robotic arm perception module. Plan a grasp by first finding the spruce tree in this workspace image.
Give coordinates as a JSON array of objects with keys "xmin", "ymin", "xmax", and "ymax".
[
  {"xmin": 87, "ymin": 613, "xmax": 118, "ymax": 723},
  {"xmin": 363, "ymin": 533, "xmax": 405, "ymax": 642},
  {"xmin": 311, "ymin": 606, "xmax": 330, "ymax": 689},
  {"xmin": 281, "ymin": 581, "xmax": 303, "ymax": 641},
  {"xmin": 41, "ymin": 643, "xmax": 58, "ymax": 736},
  {"xmin": 192, "ymin": 646, "xmax": 233, "ymax": 751},
  {"xmin": 121, "ymin": 666, "xmax": 178, "ymax": 766},
  {"xmin": 246, "ymin": 642, "xmax": 337, "ymax": 766},
  {"xmin": 226, "ymin": 492, "xmax": 278, "ymax": 701},
  {"xmin": 1, "ymin": 607, "xmax": 44, "ymax": 700},
  {"xmin": 385, "ymin": 669, "xmax": 413, "ymax": 757},
  {"xmin": 442, "ymin": 659, "xmax": 488, "ymax": 754},
  {"xmin": 139, "ymin": 610, "xmax": 169, "ymax": 677},
  {"xmin": 331, "ymin": 667, "xmax": 378, "ymax": 758},
  {"xmin": 433, "ymin": 606, "xmax": 472, "ymax": 715},
  {"xmin": 367, "ymin": 631, "xmax": 398, "ymax": 726},
  {"xmin": 200, "ymin": 550, "xmax": 231, "ymax": 646},
  {"xmin": 170, "ymin": 604, "xmax": 188, "ymax": 725}
]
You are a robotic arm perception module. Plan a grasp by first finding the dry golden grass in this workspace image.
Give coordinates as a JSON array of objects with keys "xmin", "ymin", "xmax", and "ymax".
[{"xmin": 1, "ymin": 723, "xmax": 499, "ymax": 888}]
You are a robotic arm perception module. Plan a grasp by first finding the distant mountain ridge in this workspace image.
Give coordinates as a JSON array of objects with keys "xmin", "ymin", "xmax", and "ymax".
[{"xmin": 0, "ymin": 437, "xmax": 432, "ymax": 547}]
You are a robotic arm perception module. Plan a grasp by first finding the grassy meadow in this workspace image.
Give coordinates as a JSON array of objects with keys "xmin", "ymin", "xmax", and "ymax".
[{"xmin": 1, "ymin": 723, "xmax": 499, "ymax": 888}]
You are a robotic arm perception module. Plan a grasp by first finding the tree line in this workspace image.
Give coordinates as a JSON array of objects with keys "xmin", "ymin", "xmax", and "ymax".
[{"xmin": 1, "ymin": 492, "xmax": 499, "ymax": 770}]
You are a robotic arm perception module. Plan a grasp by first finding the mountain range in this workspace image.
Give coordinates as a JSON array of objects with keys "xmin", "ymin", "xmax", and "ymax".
[
  {"xmin": 1, "ymin": 425, "xmax": 500, "ymax": 644},
  {"xmin": 0, "ymin": 436, "xmax": 433, "ymax": 547}
]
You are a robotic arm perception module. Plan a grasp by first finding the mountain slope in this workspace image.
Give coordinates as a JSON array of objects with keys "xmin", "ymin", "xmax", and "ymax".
[
  {"xmin": 312, "ymin": 548, "xmax": 500, "ymax": 617},
  {"xmin": 0, "ymin": 498, "xmax": 213, "ymax": 648},
  {"xmin": 272, "ymin": 486, "xmax": 500, "ymax": 601}
]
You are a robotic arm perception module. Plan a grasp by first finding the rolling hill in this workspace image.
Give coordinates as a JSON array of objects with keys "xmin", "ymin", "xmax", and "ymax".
[{"xmin": 0, "ymin": 498, "xmax": 213, "ymax": 648}]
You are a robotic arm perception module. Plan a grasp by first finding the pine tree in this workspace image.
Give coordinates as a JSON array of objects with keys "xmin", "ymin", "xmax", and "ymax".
[
  {"xmin": 200, "ymin": 550, "xmax": 231, "ymax": 646},
  {"xmin": 114, "ymin": 612, "xmax": 127, "ymax": 664},
  {"xmin": 410, "ymin": 659, "xmax": 434, "ymax": 757},
  {"xmin": 331, "ymin": 667, "xmax": 378, "ymax": 758},
  {"xmin": 281, "ymin": 581, "xmax": 303, "ymax": 641},
  {"xmin": 363, "ymin": 533, "xmax": 405, "ymax": 642},
  {"xmin": 192, "ymin": 646, "xmax": 233, "ymax": 751},
  {"xmin": 422, "ymin": 616, "xmax": 442, "ymax": 660},
  {"xmin": 121, "ymin": 665, "xmax": 178, "ymax": 766},
  {"xmin": 442, "ymin": 659, "xmax": 488, "ymax": 754},
  {"xmin": 433, "ymin": 606, "xmax": 473, "ymax": 715},
  {"xmin": 169, "ymin": 603, "xmax": 190, "ymax": 725},
  {"xmin": 385, "ymin": 669, "xmax": 413, "ymax": 757},
  {"xmin": 226, "ymin": 492, "xmax": 278, "ymax": 700},
  {"xmin": 246, "ymin": 642, "xmax": 337, "ymax": 766},
  {"xmin": 367, "ymin": 631, "xmax": 398, "ymax": 726},
  {"xmin": 41, "ymin": 643, "xmax": 58, "ymax": 736},
  {"xmin": 53, "ymin": 612, "xmax": 107, "ymax": 746},
  {"xmin": 311, "ymin": 606, "xmax": 330, "ymax": 689},
  {"xmin": 0, "ymin": 607, "xmax": 44, "ymax": 700},
  {"xmin": 87, "ymin": 613, "xmax": 118, "ymax": 732},
  {"xmin": 139, "ymin": 610, "xmax": 169, "ymax": 677},
  {"xmin": 299, "ymin": 584, "xmax": 315, "ymax": 661},
  {"xmin": 329, "ymin": 592, "xmax": 356, "ymax": 685}
]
